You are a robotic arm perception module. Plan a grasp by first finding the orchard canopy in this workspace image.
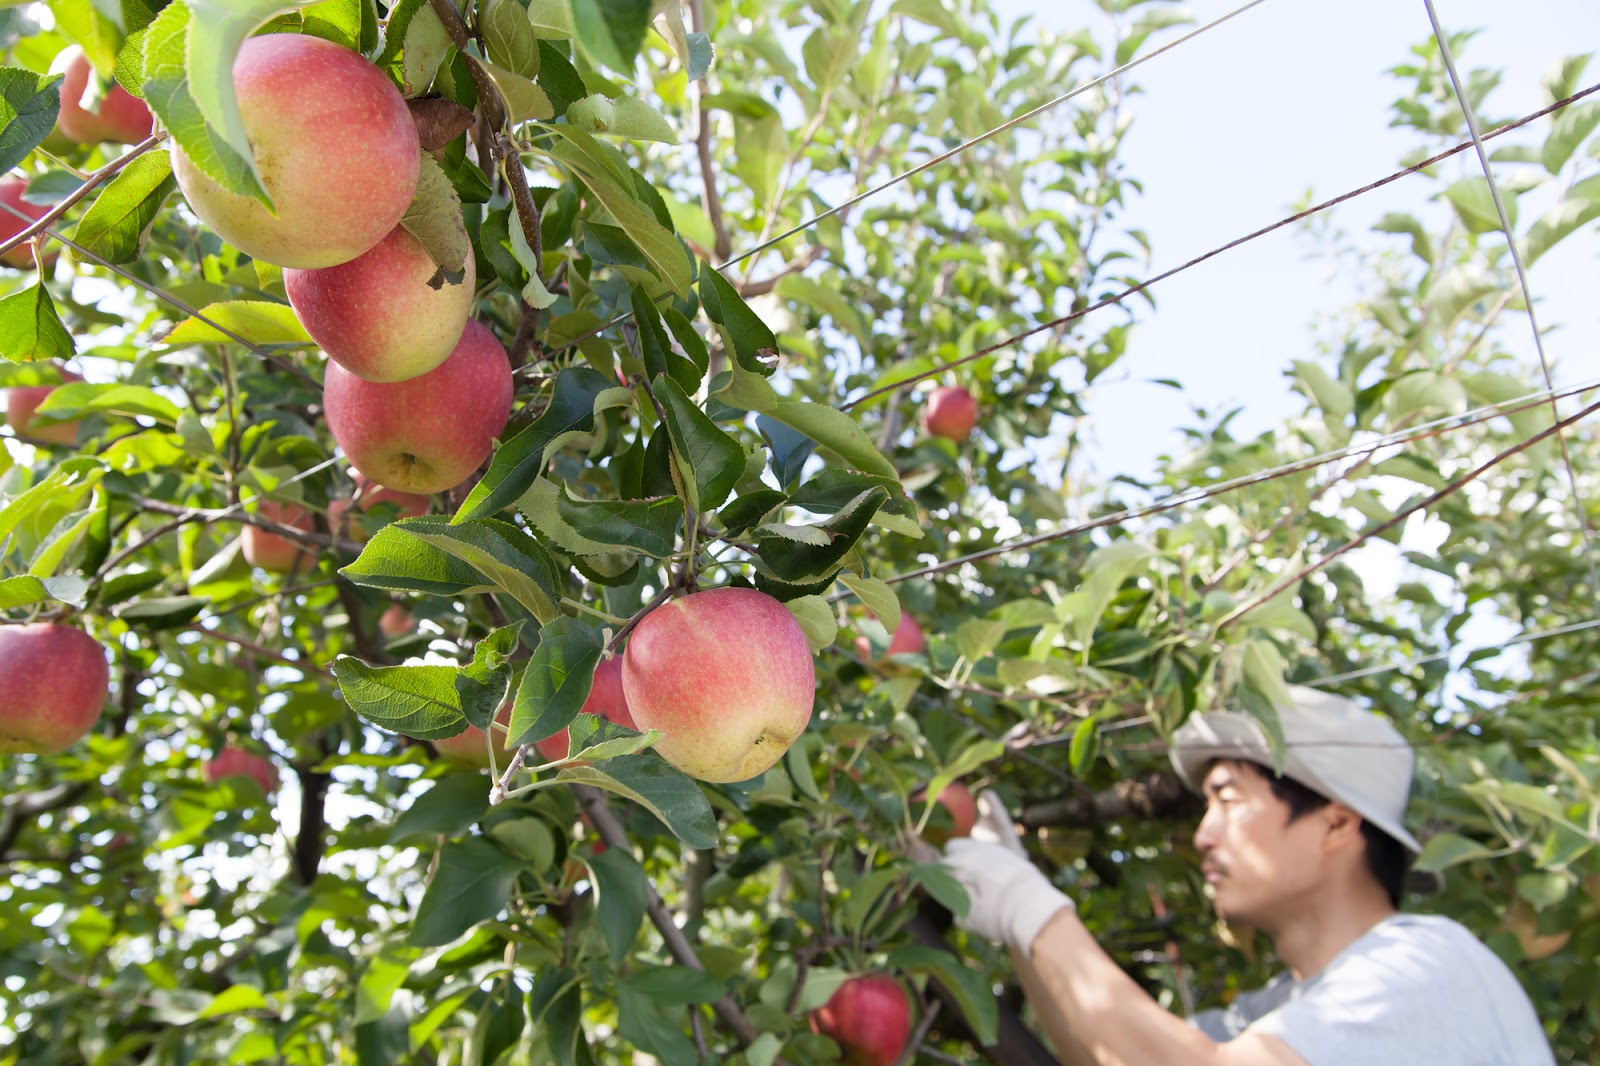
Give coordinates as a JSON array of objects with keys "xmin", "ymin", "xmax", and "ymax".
[{"xmin": 1, "ymin": 1, "xmax": 1598, "ymax": 1064}]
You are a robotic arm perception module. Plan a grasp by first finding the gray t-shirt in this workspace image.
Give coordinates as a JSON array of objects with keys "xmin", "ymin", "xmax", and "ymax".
[{"xmin": 1190, "ymin": 913, "xmax": 1553, "ymax": 1065}]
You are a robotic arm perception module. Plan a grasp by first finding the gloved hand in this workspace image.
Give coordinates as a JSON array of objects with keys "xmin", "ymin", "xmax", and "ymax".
[{"xmin": 940, "ymin": 790, "xmax": 1074, "ymax": 957}]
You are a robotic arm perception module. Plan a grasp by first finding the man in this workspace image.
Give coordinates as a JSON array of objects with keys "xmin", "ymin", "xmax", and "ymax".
[{"xmin": 939, "ymin": 686, "xmax": 1554, "ymax": 1066}]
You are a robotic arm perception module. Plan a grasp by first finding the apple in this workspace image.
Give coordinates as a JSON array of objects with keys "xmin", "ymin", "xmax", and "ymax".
[
  {"xmin": 0, "ymin": 623, "xmax": 110, "ymax": 754},
  {"xmin": 171, "ymin": 33, "xmax": 420, "ymax": 269},
  {"xmin": 328, "ymin": 471, "xmax": 430, "ymax": 543},
  {"xmin": 532, "ymin": 656, "xmax": 635, "ymax": 764},
  {"xmin": 204, "ymin": 746, "xmax": 277, "ymax": 795},
  {"xmin": 6, "ymin": 368, "xmax": 83, "ymax": 445},
  {"xmin": 622, "ymin": 587, "xmax": 815, "ymax": 783},
  {"xmin": 809, "ymin": 973, "xmax": 911, "ymax": 1066},
  {"xmin": 285, "ymin": 226, "xmax": 476, "ymax": 383},
  {"xmin": 916, "ymin": 779, "xmax": 978, "ymax": 845},
  {"xmin": 378, "ymin": 603, "xmax": 415, "ymax": 639},
  {"xmin": 241, "ymin": 499, "xmax": 316, "ymax": 574},
  {"xmin": 0, "ymin": 176, "xmax": 51, "ymax": 270},
  {"xmin": 855, "ymin": 613, "xmax": 925, "ymax": 662},
  {"xmin": 432, "ymin": 699, "xmax": 514, "ymax": 769},
  {"xmin": 50, "ymin": 45, "xmax": 153, "ymax": 145},
  {"xmin": 323, "ymin": 319, "xmax": 513, "ymax": 494},
  {"xmin": 921, "ymin": 385, "xmax": 979, "ymax": 442}
]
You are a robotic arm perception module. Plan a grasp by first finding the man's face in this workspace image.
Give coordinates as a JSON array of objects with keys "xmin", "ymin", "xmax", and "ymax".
[{"xmin": 1193, "ymin": 760, "xmax": 1329, "ymax": 932}]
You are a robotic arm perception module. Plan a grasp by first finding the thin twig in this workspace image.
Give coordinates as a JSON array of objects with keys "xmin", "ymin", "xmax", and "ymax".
[{"xmin": 0, "ymin": 131, "xmax": 167, "ymax": 257}]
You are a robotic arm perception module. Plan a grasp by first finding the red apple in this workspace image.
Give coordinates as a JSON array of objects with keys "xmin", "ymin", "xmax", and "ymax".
[
  {"xmin": 532, "ymin": 657, "xmax": 635, "ymax": 764},
  {"xmin": 171, "ymin": 34, "xmax": 420, "ymax": 268},
  {"xmin": 432, "ymin": 699, "xmax": 514, "ymax": 769},
  {"xmin": 6, "ymin": 368, "xmax": 83, "ymax": 445},
  {"xmin": 809, "ymin": 973, "xmax": 911, "ymax": 1066},
  {"xmin": 324, "ymin": 319, "xmax": 513, "ymax": 494},
  {"xmin": 285, "ymin": 226, "xmax": 476, "ymax": 383},
  {"xmin": 378, "ymin": 603, "xmax": 415, "ymax": 639},
  {"xmin": 0, "ymin": 176, "xmax": 51, "ymax": 270},
  {"xmin": 328, "ymin": 471, "xmax": 431, "ymax": 543},
  {"xmin": 0, "ymin": 623, "xmax": 110, "ymax": 753},
  {"xmin": 916, "ymin": 779, "xmax": 978, "ymax": 845},
  {"xmin": 622, "ymin": 588, "xmax": 815, "ymax": 783},
  {"xmin": 921, "ymin": 385, "xmax": 979, "ymax": 442},
  {"xmin": 242, "ymin": 499, "xmax": 315, "ymax": 574},
  {"xmin": 854, "ymin": 613, "xmax": 925, "ymax": 662},
  {"xmin": 204, "ymin": 746, "xmax": 277, "ymax": 795},
  {"xmin": 50, "ymin": 45, "xmax": 153, "ymax": 145}
]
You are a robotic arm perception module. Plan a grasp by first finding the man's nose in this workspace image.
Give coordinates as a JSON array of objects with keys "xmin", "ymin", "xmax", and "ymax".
[{"xmin": 1193, "ymin": 806, "xmax": 1218, "ymax": 852}]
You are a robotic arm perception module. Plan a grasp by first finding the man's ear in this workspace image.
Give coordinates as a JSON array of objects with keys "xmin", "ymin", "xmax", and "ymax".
[{"xmin": 1321, "ymin": 803, "xmax": 1364, "ymax": 850}]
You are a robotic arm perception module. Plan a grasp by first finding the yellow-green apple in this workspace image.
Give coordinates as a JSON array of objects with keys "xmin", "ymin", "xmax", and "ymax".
[
  {"xmin": 915, "ymin": 779, "xmax": 977, "ymax": 845},
  {"xmin": 0, "ymin": 176, "xmax": 51, "ymax": 270},
  {"xmin": 622, "ymin": 588, "xmax": 815, "ymax": 783},
  {"xmin": 50, "ymin": 45, "xmax": 153, "ymax": 145},
  {"xmin": 921, "ymin": 385, "xmax": 978, "ymax": 442},
  {"xmin": 855, "ymin": 613, "xmax": 925, "ymax": 662},
  {"xmin": 432, "ymin": 699, "xmax": 513, "ymax": 768},
  {"xmin": 323, "ymin": 319, "xmax": 513, "ymax": 494},
  {"xmin": 328, "ymin": 471, "xmax": 430, "ymax": 543},
  {"xmin": 531, "ymin": 656, "xmax": 635, "ymax": 764},
  {"xmin": 171, "ymin": 33, "xmax": 420, "ymax": 268},
  {"xmin": 809, "ymin": 973, "xmax": 911, "ymax": 1066},
  {"xmin": 6, "ymin": 368, "xmax": 83, "ymax": 445},
  {"xmin": 285, "ymin": 226, "xmax": 475, "ymax": 382},
  {"xmin": 204, "ymin": 746, "xmax": 277, "ymax": 794},
  {"xmin": 241, "ymin": 499, "xmax": 315, "ymax": 574},
  {"xmin": 378, "ymin": 603, "xmax": 415, "ymax": 639},
  {"xmin": 0, "ymin": 623, "xmax": 110, "ymax": 753}
]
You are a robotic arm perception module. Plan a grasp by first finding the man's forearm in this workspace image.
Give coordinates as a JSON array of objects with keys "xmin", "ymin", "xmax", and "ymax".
[{"xmin": 1013, "ymin": 945, "xmax": 1096, "ymax": 1066}]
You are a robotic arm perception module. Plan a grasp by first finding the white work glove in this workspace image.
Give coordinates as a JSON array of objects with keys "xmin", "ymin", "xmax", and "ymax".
[{"xmin": 940, "ymin": 790, "xmax": 1073, "ymax": 957}]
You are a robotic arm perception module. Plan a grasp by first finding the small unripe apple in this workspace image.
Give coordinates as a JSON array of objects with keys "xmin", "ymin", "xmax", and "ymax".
[
  {"xmin": 241, "ymin": 499, "xmax": 315, "ymax": 574},
  {"xmin": 378, "ymin": 603, "xmax": 415, "ymax": 639},
  {"xmin": 328, "ymin": 471, "xmax": 430, "ymax": 543},
  {"xmin": 204, "ymin": 746, "xmax": 277, "ymax": 795},
  {"xmin": 921, "ymin": 385, "xmax": 979, "ymax": 442},
  {"xmin": 171, "ymin": 34, "xmax": 420, "ymax": 268},
  {"xmin": 809, "ymin": 973, "xmax": 911, "ymax": 1066},
  {"xmin": 855, "ymin": 613, "xmax": 925, "ymax": 662},
  {"xmin": 0, "ymin": 623, "xmax": 110, "ymax": 753},
  {"xmin": 916, "ymin": 779, "xmax": 978, "ymax": 845},
  {"xmin": 324, "ymin": 319, "xmax": 514, "ymax": 494},
  {"xmin": 6, "ymin": 368, "xmax": 83, "ymax": 445},
  {"xmin": 0, "ymin": 176, "xmax": 51, "ymax": 270},
  {"xmin": 50, "ymin": 45, "xmax": 153, "ymax": 145},
  {"xmin": 623, "ymin": 588, "xmax": 815, "ymax": 783},
  {"xmin": 285, "ymin": 226, "xmax": 476, "ymax": 383},
  {"xmin": 532, "ymin": 657, "xmax": 635, "ymax": 763}
]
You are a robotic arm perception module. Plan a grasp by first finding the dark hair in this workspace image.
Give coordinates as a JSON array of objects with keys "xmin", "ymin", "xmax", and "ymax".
[{"xmin": 1240, "ymin": 762, "xmax": 1411, "ymax": 908}]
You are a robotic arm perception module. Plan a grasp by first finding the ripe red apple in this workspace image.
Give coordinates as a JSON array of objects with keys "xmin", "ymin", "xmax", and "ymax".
[
  {"xmin": 324, "ymin": 319, "xmax": 513, "ymax": 494},
  {"xmin": 242, "ymin": 499, "xmax": 316, "ymax": 574},
  {"xmin": 6, "ymin": 368, "xmax": 83, "ymax": 445},
  {"xmin": 378, "ymin": 603, "xmax": 415, "ymax": 639},
  {"xmin": 916, "ymin": 779, "xmax": 978, "ymax": 845},
  {"xmin": 809, "ymin": 973, "xmax": 911, "ymax": 1066},
  {"xmin": 532, "ymin": 656, "xmax": 635, "ymax": 764},
  {"xmin": 855, "ymin": 613, "xmax": 925, "ymax": 662},
  {"xmin": 921, "ymin": 385, "xmax": 979, "ymax": 442},
  {"xmin": 0, "ymin": 176, "xmax": 51, "ymax": 270},
  {"xmin": 432, "ymin": 699, "xmax": 514, "ymax": 768},
  {"xmin": 622, "ymin": 588, "xmax": 815, "ymax": 783},
  {"xmin": 50, "ymin": 45, "xmax": 154, "ymax": 145},
  {"xmin": 285, "ymin": 226, "xmax": 476, "ymax": 383},
  {"xmin": 0, "ymin": 623, "xmax": 110, "ymax": 753},
  {"xmin": 204, "ymin": 746, "xmax": 277, "ymax": 795},
  {"xmin": 171, "ymin": 33, "xmax": 420, "ymax": 268},
  {"xmin": 328, "ymin": 471, "xmax": 430, "ymax": 543}
]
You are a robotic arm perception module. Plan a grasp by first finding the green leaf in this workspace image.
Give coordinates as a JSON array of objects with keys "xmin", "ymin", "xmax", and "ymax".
[
  {"xmin": 483, "ymin": 58, "xmax": 554, "ymax": 124},
  {"xmin": 569, "ymin": 93, "xmax": 676, "ymax": 142},
  {"xmin": 1442, "ymin": 176, "xmax": 1508, "ymax": 233},
  {"xmin": 409, "ymin": 837, "xmax": 522, "ymax": 946},
  {"xmin": 719, "ymin": 366, "xmax": 899, "ymax": 482},
  {"xmin": 483, "ymin": 0, "xmax": 539, "ymax": 77},
  {"xmin": 1068, "ymin": 716, "xmax": 1099, "ymax": 777},
  {"xmin": 525, "ymin": 0, "xmax": 575, "ymax": 38},
  {"xmin": 585, "ymin": 846, "xmax": 648, "ymax": 960},
  {"xmin": 908, "ymin": 862, "xmax": 970, "ymax": 917},
  {"xmin": 556, "ymin": 754, "xmax": 717, "ymax": 849},
  {"xmin": 400, "ymin": 152, "xmax": 469, "ymax": 275},
  {"xmin": 340, "ymin": 522, "xmax": 500, "ymax": 597},
  {"xmin": 919, "ymin": 739, "xmax": 1005, "ymax": 840},
  {"xmin": 507, "ymin": 615, "xmax": 602, "ymax": 747},
  {"xmin": 1542, "ymin": 98, "xmax": 1600, "ymax": 174},
  {"xmin": 0, "ymin": 67, "xmax": 63, "ymax": 174},
  {"xmin": 456, "ymin": 366, "xmax": 612, "ymax": 521},
  {"xmin": 458, "ymin": 622, "xmax": 522, "ymax": 729},
  {"xmin": 840, "ymin": 573, "xmax": 899, "ymax": 633},
  {"xmin": 753, "ymin": 487, "xmax": 886, "ymax": 584},
  {"xmin": 570, "ymin": 0, "xmax": 650, "ymax": 74},
  {"xmin": 37, "ymin": 382, "xmax": 183, "ymax": 424},
  {"xmin": 617, "ymin": 966, "xmax": 726, "ymax": 1006},
  {"xmin": 331, "ymin": 657, "xmax": 469, "ymax": 739},
  {"xmin": 72, "ymin": 149, "xmax": 177, "ymax": 265},
  {"xmin": 654, "ymin": 373, "xmax": 744, "ymax": 513},
  {"xmin": 554, "ymin": 490, "xmax": 682, "ymax": 556},
  {"xmin": 396, "ymin": 516, "xmax": 563, "ymax": 623},
  {"xmin": 1413, "ymin": 831, "xmax": 1496, "ymax": 872},
  {"xmin": 0, "ymin": 573, "xmax": 89, "ymax": 609},
  {"xmin": 885, "ymin": 945, "xmax": 996, "ymax": 1046},
  {"xmin": 389, "ymin": 773, "xmax": 491, "ymax": 845},
  {"xmin": 377, "ymin": 0, "xmax": 452, "ymax": 96},
  {"xmin": 700, "ymin": 266, "xmax": 777, "ymax": 377},
  {"xmin": 0, "ymin": 282, "xmax": 76, "ymax": 363},
  {"xmin": 632, "ymin": 284, "xmax": 701, "ymax": 392},
  {"xmin": 161, "ymin": 300, "xmax": 313, "ymax": 347},
  {"xmin": 535, "ymin": 39, "xmax": 585, "ymax": 116},
  {"xmin": 784, "ymin": 594, "xmax": 837, "ymax": 653}
]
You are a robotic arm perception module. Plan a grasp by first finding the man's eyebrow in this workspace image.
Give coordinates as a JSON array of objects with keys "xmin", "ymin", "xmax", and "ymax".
[{"xmin": 1202, "ymin": 771, "xmax": 1236, "ymax": 796}]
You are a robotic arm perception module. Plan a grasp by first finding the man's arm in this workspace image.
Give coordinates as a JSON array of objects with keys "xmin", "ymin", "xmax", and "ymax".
[{"xmin": 1012, "ymin": 945, "xmax": 1096, "ymax": 1066}]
